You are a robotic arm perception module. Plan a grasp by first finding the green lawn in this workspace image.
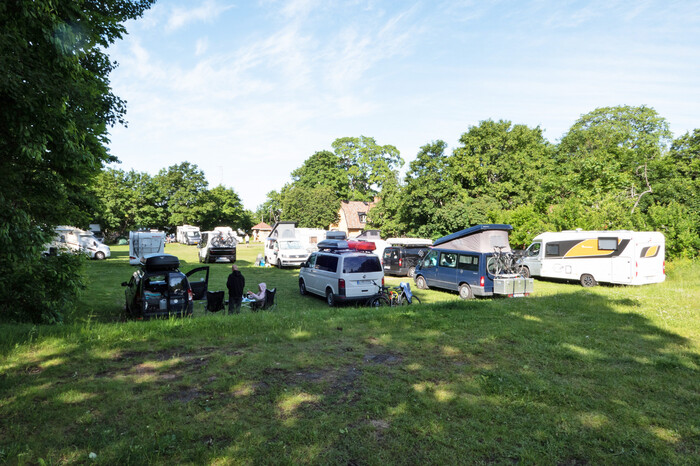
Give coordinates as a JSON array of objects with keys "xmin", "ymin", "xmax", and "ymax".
[{"xmin": 1, "ymin": 244, "xmax": 698, "ymax": 464}]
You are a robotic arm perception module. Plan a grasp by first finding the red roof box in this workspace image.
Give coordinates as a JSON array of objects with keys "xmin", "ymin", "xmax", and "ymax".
[{"xmin": 347, "ymin": 240, "xmax": 376, "ymax": 251}]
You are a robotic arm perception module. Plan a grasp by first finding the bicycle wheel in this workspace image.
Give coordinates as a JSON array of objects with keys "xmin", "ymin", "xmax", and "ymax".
[{"xmin": 369, "ymin": 296, "xmax": 390, "ymax": 307}]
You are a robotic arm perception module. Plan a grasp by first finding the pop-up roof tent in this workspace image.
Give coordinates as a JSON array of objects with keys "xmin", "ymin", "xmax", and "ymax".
[
  {"xmin": 433, "ymin": 224, "xmax": 513, "ymax": 252},
  {"xmin": 270, "ymin": 221, "xmax": 297, "ymax": 239},
  {"xmin": 355, "ymin": 230, "xmax": 382, "ymax": 240}
]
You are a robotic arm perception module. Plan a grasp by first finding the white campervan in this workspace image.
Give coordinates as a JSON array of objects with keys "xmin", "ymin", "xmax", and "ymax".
[
  {"xmin": 520, "ymin": 230, "xmax": 665, "ymax": 287},
  {"xmin": 129, "ymin": 230, "xmax": 166, "ymax": 266},
  {"xmin": 176, "ymin": 225, "xmax": 201, "ymax": 245},
  {"xmin": 265, "ymin": 222, "xmax": 309, "ymax": 268},
  {"xmin": 52, "ymin": 226, "xmax": 111, "ymax": 260}
]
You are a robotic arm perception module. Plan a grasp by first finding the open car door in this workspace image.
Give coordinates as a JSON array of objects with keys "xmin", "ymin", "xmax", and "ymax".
[{"xmin": 185, "ymin": 266, "xmax": 209, "ymax": 300}]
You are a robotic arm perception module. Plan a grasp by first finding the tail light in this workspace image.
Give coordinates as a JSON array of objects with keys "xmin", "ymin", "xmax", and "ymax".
[
  {"xmin": 338, "ymin": 278, "xmax": 346, "ymax": 296},
  {"xmin": 663, "ymin": 260, "xmax": 666, "ymax": 275},
  {"xmin": 382, "ymin": 277, "xmax": 385, "ymax": 286},
  {"xmin": 399, "ymin": 258, "xmax": 403, "ymax": 267},
  {"xmin": 187, "ymin": 288, "xmax": 193, "ymax": 301},
  {"xmin": 480, "ymin": 276, "xmax": 485, "ymax": 287}
]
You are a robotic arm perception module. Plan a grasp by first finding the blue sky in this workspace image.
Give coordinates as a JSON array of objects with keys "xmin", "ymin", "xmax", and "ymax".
[{"xmin": 107, "ymin": 0, "xmax": 700, "ymax": 210}]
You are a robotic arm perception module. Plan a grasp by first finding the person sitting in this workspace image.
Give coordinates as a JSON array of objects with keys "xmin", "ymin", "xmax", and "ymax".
[{"xmin": 247, "ymin": 283, "xmax": 266, "ymax": 309}]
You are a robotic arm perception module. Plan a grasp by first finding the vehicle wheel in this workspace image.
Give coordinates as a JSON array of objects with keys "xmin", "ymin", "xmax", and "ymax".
[
  {"xmin": 369, "ymin": 296, "xmax": 390, "ymax": 307},
  {"xmin": 277, "ymin": 259, "xmax": 283, "ymax": 269},
  {"xmin": 198, "ymin": 254, "xmax": 203, "ymax": 263},
  {"xmin": 408, "ymin": 266, "xmax": 416, "ymax": 278},
  {"xmin": 580, "ymin": 273, "xmax": 597, "ymax": 287},
  {"xmin": 459, "ymin": 283, "xmax": 474, "ymax": 300},
  {"xmin": 326, "ymin": 288, "xmax": 336, "ymax": 307},
  {"xmin": 299, "ymin": 279, "xmax": 307, "ymax": 296},
  {"xmin": 94, "ymin": 251, "xmax": 105, "ymax": 260},
  {"xmin": 520, "ymin": 266, "xmax": 530, "ymax": 278},
  {"xmin": 415, "ymin": 275, "xmax": 428, "ymax": 290}
]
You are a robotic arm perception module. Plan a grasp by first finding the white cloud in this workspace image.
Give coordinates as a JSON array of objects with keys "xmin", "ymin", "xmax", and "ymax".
[
  {"xmin": 166, "ymin": 0, "xmax": 234, "ymax": 31},
  {"xmin": 195, "ymin": 38, "xmax": 209, "ymax": 56}
]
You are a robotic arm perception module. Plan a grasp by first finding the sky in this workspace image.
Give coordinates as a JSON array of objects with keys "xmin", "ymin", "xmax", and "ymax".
[{"xmin": 106, "ymin": 0, "xmax": 700, "ymax": 211}]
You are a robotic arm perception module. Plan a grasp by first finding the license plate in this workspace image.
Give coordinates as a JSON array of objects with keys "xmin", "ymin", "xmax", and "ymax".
[{"xmin": 356, "ymin": 280, "xmax": 373, "ymax": 285}]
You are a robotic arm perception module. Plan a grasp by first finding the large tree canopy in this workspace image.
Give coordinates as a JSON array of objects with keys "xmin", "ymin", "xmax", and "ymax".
[{"xmin": 0, "ymin": 0, "xmax": 154, "ymax": 322}]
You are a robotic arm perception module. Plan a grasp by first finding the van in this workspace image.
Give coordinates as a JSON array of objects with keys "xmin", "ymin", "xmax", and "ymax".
[
  {"xmin": 176, "ymin": 225, "xmax": 201, "ymax": 245},
  {"xmin": 413, "ymin": 224, "xmax": 533, "ymax": 299},
  {"xmin": 382, "ymin": 246, "xmax": 431, "ymax": 277},
  {"xmin": 298, "ymin": 240, "xmax": 384, "ymax": 306},
  {"xmin": 52, "ymin": 226, "xmax": 111, "ymax": 260},
  {"xmin": 519, "ymin": 230, "xmax": 665, "ymax": 286},
  {"xmin": 198, "ymin": 227, "xmax": 237, "ymax": 263},
  {"xmin": 265, "ymin": 238, "xmax": 310, "ymax": 268},
  {"xmin": 129, "ymin": 230, "xmax": 166, "ymax": 266}
]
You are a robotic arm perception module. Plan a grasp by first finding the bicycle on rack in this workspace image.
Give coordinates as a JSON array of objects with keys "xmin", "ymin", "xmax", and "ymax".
[
  {"xmin": 490, "ymin": 246, "xmax": 526, "ymax": 276},
  {"xmin": 368, "ymin": 281, "xmax": 421, "ymax": 307}
]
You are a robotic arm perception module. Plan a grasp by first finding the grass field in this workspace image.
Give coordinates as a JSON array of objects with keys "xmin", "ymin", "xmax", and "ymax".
[{"xmin": 1, "ymin": 244, "xmax": 698, "ymax": 464}]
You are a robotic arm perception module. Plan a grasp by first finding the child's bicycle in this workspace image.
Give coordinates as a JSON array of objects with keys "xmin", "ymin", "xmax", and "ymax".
[{"xmin": 368, "ymin": 281, "xmax": 421, "ymax": 307}]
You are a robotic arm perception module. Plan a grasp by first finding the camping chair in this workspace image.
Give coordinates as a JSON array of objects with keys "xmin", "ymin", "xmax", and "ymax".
[
  {"xmin": 250, "ymin": 288, "xmax": 276, "ymax": 311},
  {"xmin": 205, "ymin": 291, "xmax": 225, "ymax": 314}
]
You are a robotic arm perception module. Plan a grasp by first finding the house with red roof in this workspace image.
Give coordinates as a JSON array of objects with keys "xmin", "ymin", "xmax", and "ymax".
[
  {"xmin": 329, "ymin": 199, "xmax": 378, "ymax": 238},
  {"xmin": 251, "ymin": 222, "xmax": 273, "ymax": 242}
]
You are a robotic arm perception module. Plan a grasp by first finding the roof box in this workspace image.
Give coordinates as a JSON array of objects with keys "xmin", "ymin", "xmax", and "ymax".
[
  {"xmin": 141, "ymin": 253, "xmax": 180, "ymax": 271},
  {"xmin": 347, "ymin": 240, "xmax": 376, "ymax": 251},
  {"xmin": 318, "ymin": 239, "xmax": 349, "ymax": 250},
  {"xmin": 325, "ymin": 231, "xmax": 347, "ymax": 240}
]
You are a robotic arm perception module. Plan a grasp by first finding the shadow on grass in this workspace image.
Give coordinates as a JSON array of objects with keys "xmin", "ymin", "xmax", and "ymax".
[{"xmin": 0, "ymin": 291, "xmax": 698, "ymax": 463}]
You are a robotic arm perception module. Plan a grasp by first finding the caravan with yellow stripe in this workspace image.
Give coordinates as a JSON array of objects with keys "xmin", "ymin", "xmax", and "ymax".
[{"xmin": 520, "ymin": 230, "xmax": 665, "ymax": 287}]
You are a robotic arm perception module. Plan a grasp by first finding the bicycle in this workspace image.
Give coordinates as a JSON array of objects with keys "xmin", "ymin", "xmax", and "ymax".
[
  {"xmin": 368, "ymin": 281, "xmax": 421, "ymax": 307},
  {"xmin": 490, "ymin": 246, "xmax": 526, "ymax": 277}
]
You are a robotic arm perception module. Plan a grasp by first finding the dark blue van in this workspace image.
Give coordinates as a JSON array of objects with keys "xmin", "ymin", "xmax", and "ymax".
[{"xmin": 413, "ymin": 224, "xmax": 533, "ymax": 299}]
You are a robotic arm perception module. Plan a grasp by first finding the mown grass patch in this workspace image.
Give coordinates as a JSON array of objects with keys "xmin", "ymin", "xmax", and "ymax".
[{"xmin": 0, "ymin": 245, "xmax": 698, "ymax": 464}]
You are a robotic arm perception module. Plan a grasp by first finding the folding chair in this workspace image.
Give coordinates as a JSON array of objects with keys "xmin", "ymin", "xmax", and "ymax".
[
  {"xmin": 205, "ymin": 291, "xmax": 225, "ymax": 314},
  {"xmin": 250, "ymin": 287, "xmax": 276, "ymax": 311}
]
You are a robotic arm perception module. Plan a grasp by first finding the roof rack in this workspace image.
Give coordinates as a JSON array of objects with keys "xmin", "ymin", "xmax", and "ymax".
[{"xmin": 317, "ymin": 239, "xmax": 376, "ymax": 252}]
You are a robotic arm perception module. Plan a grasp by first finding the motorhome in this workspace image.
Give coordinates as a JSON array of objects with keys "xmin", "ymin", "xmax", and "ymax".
[
  {"xmin": 198, "ymin": 227, "xmax": 237, "ymax": 263},
  {"xmin": 176, "ymin": 225, "xmax": 201, "ymax": 245},
  {"xmin": 265, "ymin": 222, "xmax": 310, "ymax": 268},
  {"xmin": 129, "ymin": 230, "xmax": 166, "ymax": 265},
  {"xmin": 519, "ymin": 230, "xmax": 665, "ymax": 287},
  {"xmin": 51, "ymin": 226, "xmax": 111, "ymax": 260}
]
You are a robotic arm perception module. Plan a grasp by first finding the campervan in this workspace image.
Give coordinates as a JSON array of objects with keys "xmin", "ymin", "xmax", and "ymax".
[
  {"xmin": 413, "ymin": 224, "xmax": 533, "ymax": 299},
  {"xmin": 198, "ymin": 227, "xmax": 237, "ymax": 263},
  {"xmin": 519, "ymin": 230, "xmax": 665, "ymax": 287},
  {"xmin": 129, "ymin": 230, "xmax": 166, "ymax": 266},
  {"xmin": 265, "ymin": 222, "xmax": 310, "ymax": 268},
  {"xmin": 51, "ymin": 226, "xmax": 111, "ymax": 260},
  {"xmin": 176, "ymin": 225, "xmax": 201, "ymax": 245}
]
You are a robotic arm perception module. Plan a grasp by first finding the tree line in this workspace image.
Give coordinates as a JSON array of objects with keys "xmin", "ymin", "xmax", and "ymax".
[
  {"xmin": 263, "ymin": 106, "xmax": 699, "ymax": 260},
  {"xmin": 91, "ymin": 162, "xmax": 253, "ymax": 239}
]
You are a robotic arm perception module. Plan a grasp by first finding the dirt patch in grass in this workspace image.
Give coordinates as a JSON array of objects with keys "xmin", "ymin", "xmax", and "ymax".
[
  {"xmin": 363, "ymin": 353, "xmax": 402, "ymax": 365},
  {"xmin": 165, "ymin": 387, "xmax": 212, "ymax": 403}
]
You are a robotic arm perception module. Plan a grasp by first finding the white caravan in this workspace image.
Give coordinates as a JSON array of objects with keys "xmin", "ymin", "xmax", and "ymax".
[
  {"xmin": 51, "ymin": 226, "xmax": 111, "ymax": 260},
  {"xmin": 129, "ymin": 230, "xmax": 166, "ymax": 265},
  {"xmin": 176, "ymin": 225, "xmax": 201, "ymax": 245},
  {"xmin": 520, "ymin": 230, "xmax": 665, "ymax": 287},
  {"xmin": 198, "ymin": 226, "xmax": 237, "ymax": 263},
  {"xmin": 264, "ymin": 222, "xmax": 310, "ymax": 268}
]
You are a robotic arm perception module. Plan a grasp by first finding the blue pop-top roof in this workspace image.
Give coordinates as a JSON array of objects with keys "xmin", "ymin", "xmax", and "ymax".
[{"xmin": 433, "ymin": 224, "xmax": 513, "ymax": 247}]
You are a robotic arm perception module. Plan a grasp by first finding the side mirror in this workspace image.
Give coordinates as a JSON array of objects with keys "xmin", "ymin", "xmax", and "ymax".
[{"xmin": 121, "ymin": 282, "xmax": 128, "ymax": 287}]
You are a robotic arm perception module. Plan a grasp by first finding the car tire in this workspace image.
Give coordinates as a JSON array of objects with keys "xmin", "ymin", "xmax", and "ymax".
[
  {"xmin": 459, "ymin": 283, "xmax": 473, "ymax": 300},
  {"xmin": 326, "ymin": 288, "xmax": 336, "ymax": 307},
  {"xmin": 299, "ymin": 279, "xmax": 307, "ymax": 296},
  {"xmin": 580, "ymin": 273, "xmax": 597, "ymax": 287},
  {"xmin": 408, "ymin": 266, "xmax": 416, "ymax": 278},
  {"xmin": 277, "ymin": 259, "xmax": 283, "ymax": 269},
  {"xmin": 415, "ymin": 275, "xmax": 428, "ymax": 290},
  {"xmin": 94, "ymin": 251, "xmax": 105, "ymax": 260}
]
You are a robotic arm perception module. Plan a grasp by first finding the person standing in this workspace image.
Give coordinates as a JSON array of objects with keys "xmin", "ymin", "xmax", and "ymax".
[{"xmin": 226, "ymin": 264, "xmax": 245, "ymax": 314}]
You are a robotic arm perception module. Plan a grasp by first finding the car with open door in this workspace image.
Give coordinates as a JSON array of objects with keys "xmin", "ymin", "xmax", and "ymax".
[{"xmin": 122, "ymin": 253, "xmax": 209, "ymax": 319}]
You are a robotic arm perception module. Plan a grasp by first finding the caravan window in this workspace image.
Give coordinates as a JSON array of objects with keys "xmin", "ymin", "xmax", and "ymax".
[
  {"xmin": 598, "ymin": 238, "xmax": 618, "ymax": 250},
  {"xmin": 545, "ymin": 243, "xmax": 559, "ymax": 257},
  {"xmin": 439, "ymin": 252, "xmax": 457, "ymax": 268},
  {"xmin": 458, "ymin": 254, "xmax": 479, "ymax": 271}
]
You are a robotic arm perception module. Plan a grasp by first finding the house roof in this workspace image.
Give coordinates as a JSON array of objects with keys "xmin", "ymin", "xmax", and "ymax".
[
  {"xmin": 339, "ymin": 200, "xmax": 376, "ymax": 230},
  {"xmin": 252, "ymin": 222, "xmax": 273, "ymax": 231}
]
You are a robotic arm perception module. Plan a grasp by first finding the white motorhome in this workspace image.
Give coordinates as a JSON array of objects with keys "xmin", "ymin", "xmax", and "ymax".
[
  {"xmin": 198, "ymin": 227, "xmax": 237, "ymax": 263},
  {"xmin": 176, "ymin": 225, "xmax": 201, "ymax": 245},
  {"xmin": 51, "ymin": 226, "xmax": 111, "ymax": 260},
  {"xmin": 265, "ymin": 222, "xmax": 310, "ymax": 268},
  {"xmin": 129, "ymin": 230, "xmax": 166, "ymax": 266},
  {"xmin": 520, "ymin": 230, "xmax": 665, "ymax": 287}
]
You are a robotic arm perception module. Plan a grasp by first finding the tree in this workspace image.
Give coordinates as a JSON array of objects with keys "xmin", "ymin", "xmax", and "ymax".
[
  {"xmin": 0, "ymin": 0, "xmax": 154, "ymax": 322},
  {"xmin": 281, "ymin": 185, "xmax": 340, "ymax": 228},
  {"xmin": 153, "ymin": 162, "xmax": 209, "ymax": 229},
  {"xmin": 332, "ymin": 136, "xmax": 404, "ymax": 200},
  {"xmin": 290, "ymin": 150, "xmax": 349, "ymax": 198},
  {"xmin": 255, "ymin": 190, "xmax": 283, "ymax": 225},
  {"xmin": 198, "ymin": 185, "xmax": 251, "ymax": 231},
  {"xmin": 450, "ymin": 120, "xmax": 553, "ymax": 208}
]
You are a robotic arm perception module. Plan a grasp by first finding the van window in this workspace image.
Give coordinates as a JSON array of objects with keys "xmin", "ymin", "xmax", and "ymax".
[
  {"xmin": 343, "ymin": 256, "xmax": 382, "ymax": 273},
  {"xmin": 422, "ymin": 250, "xmax": 438, "ymax": 268},
  {"xmin": 545, "ymin": 243, "xmax": 559, "ymax": 257},
  {"xmin": 526, "ymin": 242, "xmax": 541, "ymax": 257},
  {"xmin": 439, "ymin": 252, "xmax": 457, "ymax": 268},
  {"xmin": 458, "ymin": 254, "xmax": 479, "ymax": 271},
  {"xmin": 598, "ymin": 237, "xmax": 618, "ymax": 250},
  {"xmin": 316, "ymin": 255, "xmax": 338, "ymax": 273},
  {"xmin": 305, "ymin": 254, "xmax": 317, "ymax": 268}
]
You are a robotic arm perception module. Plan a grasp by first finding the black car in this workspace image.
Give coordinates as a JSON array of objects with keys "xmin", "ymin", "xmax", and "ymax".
[
  {"xmin": 122, "ymin": 253, "xmax": 209, "ymax": 319},
  {"xmin": 382, "ymin": 246, "xmax": 431, "ymax": 278}
]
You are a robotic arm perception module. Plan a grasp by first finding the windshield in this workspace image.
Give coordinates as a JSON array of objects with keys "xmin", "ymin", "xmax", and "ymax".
[
  {"xmin": 343, "ymin": 256, "xmax": 382, "ymax": 273},
  {"xmin": 280, "ymin": 241, "xmax": 303, "ymax": 250}
]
